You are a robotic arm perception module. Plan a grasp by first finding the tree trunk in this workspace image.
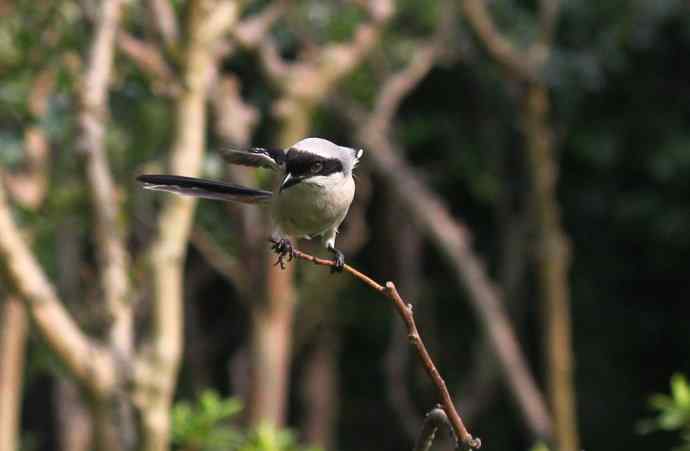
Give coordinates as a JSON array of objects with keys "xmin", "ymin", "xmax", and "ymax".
[
  {"xmin": 0, "ymin": 296, "xmax": 28, "ymax": 451},
  {"xmin": 55, "ymin": 379, "xmax": 92, "ymax": 451},
  {"xmin": 246, "ymin": 108, "xmax": 307, "ymax": 427},
  {"xmin": 301, "ymin": 337, "xmax": 339, "ymax": 449},
  {"xmin": 137, "ymin": 1, "xmax": 239, "ymax": 448},
  {"xmin": 523, "ymin": 84, "xmax": 579, "ymax": 451}
]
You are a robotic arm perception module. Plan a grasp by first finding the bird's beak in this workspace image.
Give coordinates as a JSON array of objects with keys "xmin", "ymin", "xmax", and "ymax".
[{"xmin": 280, "ymin": 173, "xmax": 302, "ymax": 192}]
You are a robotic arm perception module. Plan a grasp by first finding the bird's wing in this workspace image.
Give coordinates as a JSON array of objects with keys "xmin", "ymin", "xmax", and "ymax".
[
  {"xmin": 137, "ymin": 174, "xmax": 272, "ymax": 204},
  {"xmin": 218, "ymin": 147, "xmax": 286, "ymax": 171}
]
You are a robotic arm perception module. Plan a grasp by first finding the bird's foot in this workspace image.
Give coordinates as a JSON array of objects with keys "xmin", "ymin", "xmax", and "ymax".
[
  {"xmin": 269, "ymin": 238, "xmax": 294, "ymax": 269},
  {"xmin": 328, "ymin": 246, "xmax": 345, "ymax": 273}
]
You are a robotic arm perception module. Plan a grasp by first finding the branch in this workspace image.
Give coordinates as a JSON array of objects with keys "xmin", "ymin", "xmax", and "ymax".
[
  {"xmin": 258, "ymin": 0, "xmax": 393, "ymax": 97},
  {"xmin": 190, "ymin": 226, "xmax": 247, "ymax": 293},
  {"xmin": 287, "ymin": 247, "xmax": 481, "ymax": 450},
  {"xmin": 413, "ymin": 406, "xmax": 454, "ymax": 451},
  {"xmin": 369, "ymin": 0, "xmax": 454, "ymax": 131},
  {"xmin": 117, "ymin": 32, "xmax": 181, "ymax": 96},
  {"xmin": 256, "ymin": 35, "xmax": 291, "ymax": 83},
  {"xmin": 0, "ymin": 178, "xmax": 116, "ymax": 397},
  {"xmin": 461, "ymin": 0, "xmax": 537, "ymax": 82},
  {"xmin": 147, "ymin": 0, "xmax": 179, "ymax": 49},
  {"xmin": 0, "ymin": 296, "xmax": 28, "ymax": 451},
  {"xmin": 233, "ymin": 0, "xmax": 286, "ymax": 48},
  {"xmin": 77, "ymin": 0, "xmax": 132, "ymax": 360}
]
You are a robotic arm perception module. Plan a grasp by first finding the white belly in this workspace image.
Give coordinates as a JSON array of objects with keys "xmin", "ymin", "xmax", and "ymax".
[{"xmin": 274, "ymin": 176, "xmax": 354, "ymax": 238}]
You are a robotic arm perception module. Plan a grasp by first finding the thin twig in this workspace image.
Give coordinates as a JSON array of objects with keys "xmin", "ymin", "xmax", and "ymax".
[{"xmin": 288, "ymin": 247, "xmax": 482, "ymax": 450}]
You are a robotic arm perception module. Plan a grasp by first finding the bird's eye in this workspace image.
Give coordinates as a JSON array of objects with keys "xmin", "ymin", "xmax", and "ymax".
[{"xmin": 310, "ymin": 162, "xmax": 323, "ymax": 174}]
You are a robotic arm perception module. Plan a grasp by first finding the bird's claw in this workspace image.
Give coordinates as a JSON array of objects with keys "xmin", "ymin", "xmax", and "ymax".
[
  {"xmin": 269, "ymin": 238, "xmax": 293, "ymax": 270},
  {"xmin": 328, "ymin": 247, "xmax": 345, "ymax": 273}
]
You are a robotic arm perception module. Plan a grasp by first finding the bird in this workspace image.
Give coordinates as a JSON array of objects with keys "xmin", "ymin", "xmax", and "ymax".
[{"xmin": 137, "ymin": 137, "xmax": 364, "ymax": 272}]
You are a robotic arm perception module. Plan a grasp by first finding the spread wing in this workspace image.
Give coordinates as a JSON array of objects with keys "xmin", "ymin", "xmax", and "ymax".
[
  {"xmin": 218, "ymin": 147, "xmax": 286, "ymax": 171},
  {"xmin": 137, "ymin": 174, "xmax": 272, "ymax": 204}
]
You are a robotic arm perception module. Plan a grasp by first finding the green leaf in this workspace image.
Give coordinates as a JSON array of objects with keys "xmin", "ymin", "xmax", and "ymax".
[{"xmin": 671, "ymin": 374, "xmax": 690, "ymax": 407}]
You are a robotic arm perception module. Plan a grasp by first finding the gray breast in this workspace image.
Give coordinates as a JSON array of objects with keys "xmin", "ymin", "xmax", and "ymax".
[{"xmin": 274, "ymin": 176, "xmax": 355, "ymax": 238}]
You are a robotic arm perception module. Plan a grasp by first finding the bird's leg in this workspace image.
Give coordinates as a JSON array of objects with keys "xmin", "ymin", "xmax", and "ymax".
[
  {"xmin": 327, "ymin": 245, "xmax": 345, "ymax": 273},
  {"xmin": 269, "ymin": 238, "xmax": 294, "ymax": 269}
]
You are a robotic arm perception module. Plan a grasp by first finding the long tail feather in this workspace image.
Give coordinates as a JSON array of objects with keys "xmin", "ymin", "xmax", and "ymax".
[{"xmin": 136, "ymin": 174, "xmax": 272, "ymax": 204}]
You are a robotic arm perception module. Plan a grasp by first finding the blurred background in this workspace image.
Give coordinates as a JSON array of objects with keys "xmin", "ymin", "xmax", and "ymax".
[{"xmin": 1, "ymin": 0, "xmax": 689, "ymax": 450}]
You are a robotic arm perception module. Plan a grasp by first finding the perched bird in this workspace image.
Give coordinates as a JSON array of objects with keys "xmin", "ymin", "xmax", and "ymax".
[{"xmin": 137, "ymin": 137, "xmax": 363, "ymax": 271}]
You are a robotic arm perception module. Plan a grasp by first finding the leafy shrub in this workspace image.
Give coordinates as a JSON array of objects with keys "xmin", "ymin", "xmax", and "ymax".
[
  {"xmin": 171, "ymin": 390, "xmax": 320, "ymax": 451},
  {"xmin": 639, "ymin": 374, "xmax": 690, "ymax": 451}
]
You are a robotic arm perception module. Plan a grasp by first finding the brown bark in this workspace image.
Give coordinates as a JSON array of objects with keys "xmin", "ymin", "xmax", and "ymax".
[
  {"xmin": 523, "ymin": 85, "xmax": 579, "ymax": 451},
  {"xmin": 0, "ymin": 296, "xmax": 28, "ymax": 451}
]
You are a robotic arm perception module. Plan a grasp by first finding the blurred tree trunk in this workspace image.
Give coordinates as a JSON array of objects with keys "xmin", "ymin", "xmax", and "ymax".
[
  {"xmin": 301, "ymin": 334, "xmax": 339, "ymax": 449},
  {"xmin": 246, "ymin": 120, "xmax": 301, "ymax": 427},
  {"xmin": 0, "ymin": 49, "xmax": 56, "ymax": 451},
  {"xmin": 0, "ymin": 296, "xmax": 28, "ymax": 451},
  {"xmin": 55, "ymin": 380, "xmax": 92, "ymax": 451},
  {"xmin": 461, "ymin": 0, "xmax": 579, "ymax": 446},
  {"xmin": 54, "ymin": 220, "xmax": 93, "ymax": 451},
  {"xmin": 245, "ymin": 0, "xmax": 392, "ymax": 425},
  {"xmin": 77, "ymin": 0, "xmax": 134, "ymax": 448},
  {"xmin": 522, "ymin": 84, "xmax": 579, "ymax": 451},
  {"xmin": 136, "ymin": 1, "xmax": 238, "ymax": 449}
]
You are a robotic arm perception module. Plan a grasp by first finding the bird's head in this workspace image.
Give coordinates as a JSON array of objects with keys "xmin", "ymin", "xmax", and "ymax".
[{"xmin": 280, "ymin": 138, "xmax": 364, "ymax": 192}]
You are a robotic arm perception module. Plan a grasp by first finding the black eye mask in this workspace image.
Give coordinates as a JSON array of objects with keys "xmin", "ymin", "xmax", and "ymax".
[{"xmin": 285, "ymin": 149, "xmax": 343, "ymax": 179}]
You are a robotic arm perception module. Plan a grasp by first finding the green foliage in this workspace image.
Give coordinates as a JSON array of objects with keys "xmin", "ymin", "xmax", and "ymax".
[
  {"xmin": 171, "ymin": 390, "xmax": 319, "ymax": 451},
  {"xmin": 238, "ymin": 424, "xmax": 320, "ymax": 451},
  {"xmin": 639, "ymin": 374, "xmax": 690, "ymax": 451},
  {"xmin": 172, "ymin": 390, "xmax": 244, "ymax": 451},
  {"xmin": 529, "ymin": 442, "xmax": 550, "ymax": 451}
]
